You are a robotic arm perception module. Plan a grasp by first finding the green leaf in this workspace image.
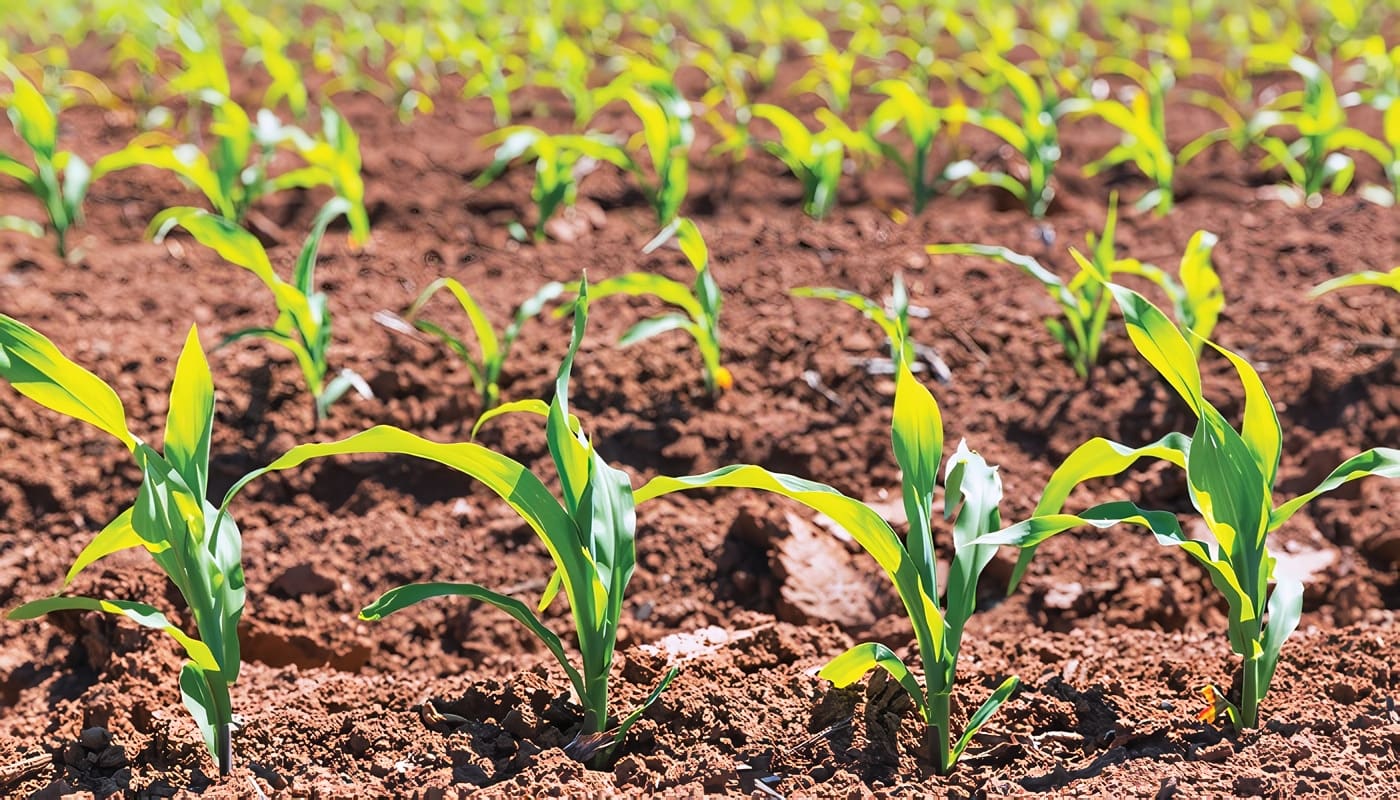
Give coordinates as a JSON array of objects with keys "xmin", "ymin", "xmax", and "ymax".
[
  {"xmin": 94, "ymin": 145, "xmax": 228, "ymax": 217},
  {"xmin": 941, "ymin": 442, "xmax": 1002, "ymax": 670},
  {"xmin": 0, "ymin": 314, "xmax": 136, "ymax": 451},
  {"xmin": 164, "ymin": 327, "xmax": 214, "ymax": 499},
  {"xmin": 293, "ymin": 197, "xmax": 351, "ymax": 296},
  {"xmin": 1257, "ymin": 577, "xmax": 1302, "ymax": 700},
  {"xmin": 1018, "ymin": 433, "xmax": 1189, "ymax": 589},
  {"xmin": 179, "ymin": 662, "xmax": 219, "ymax": 760},
  {"xmin": 949, "ymin": 676, "xmax": 1019, "ymax": 764},
  {"xmin": 892, "ymin": 356, "xmax": 942, "ymax": 601},
  {"xmin": 547, "ymin": 281, "xmax": 593, "ymax": 518},
  {"xmin": 10, "ymin": 596, "xmax": 220, "ymax": 671},
  {"xmin": 1106, "ymin": 285, "xmax": 1205, "ymax": 416},
  {"xmin": 361, "ymin": 581, "xmax": 585, "ymax": 701},
  {"xmin": 218, "ymin": 424, "xmax": 606, "ymax": 648},
  {"xmin": 7, "ymin": 74, "xmax": 57, "ymax": 157},
  {"xmin": 636, "ymin": 465, "xmax": 942, "ymax": 664},
  {"xmin": 618, "ymin": 314, "xmax": 692, "ymax": 346},
  {"xmin": 1311, "ymin": 266, "xmax": 1400, "ymax": 296},
  {"xmin": 610, "ymin": 666, "xmax": 679, "ymax": 749},
  {"xmin": 0, "ymin": 215, "xmax": 44, "ymax": 238},
  {"xmin": 65, "ymin": 507, "xmax": 161, "ymax": 584},
  {"xmin": 791, "ymin": 286, "xmax": 904, "ymax": 355},
  {"xmin": 586, "ymin": 273, "xmax": 705, "ymax": 323},
  {"xmin": 819, "ymin": 642, "xmax": 929, "ymax": 720},
  {"xmin": 1270, "ymin": 447, "xmax": 1400, "ymax": 530}
]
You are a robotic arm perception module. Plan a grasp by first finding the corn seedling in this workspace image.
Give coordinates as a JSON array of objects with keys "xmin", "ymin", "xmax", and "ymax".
[
  {"xmin": 750, "ymin": 103, "xmax": 868, "ymax": 219},
  {"xmin": 864, "ymin": 79, "xmax": 945, "ymax": 214},
  {"xmin": 474, "ymin": 126, "xmax": 630, "ymax": 241},
  {"xmin": 1311, "ymin": 264, "xmax": 1400, "ymax": 296},
  {"xmin": 983, "ymin": 284, "xmax": 1400, "ymax": 729},
  {"xmin": 459, "ymin": 36, "xmax": 528, "ymax": 126},
  {"xmin": 150, "ymin": 198, "xmax": 372, "ymax": 425},
  {"xmin": 1075, "ymin": 58, "xmax": 1177, "ymax": 214},
  {"xmin": 635, "ymin": 338, "xmax": 1175, "ymax": 772},
  {"xmin": 616, "ymin": 81, "xmax": 693, "ymax": 225},
  {"xmin": 277, "ymin": 106, "xmax": 371, "ymax": 246},
  {"xmin": 929, "ymin": 196, "xmax": 1222, "ymax": 372},
  {"xmin": 96, "ymin": 94, "xmax": 367, "ymax": 242},
  {"xmin": 571, "ymin": 218, "xmax": 730, "ymax": 393},
  {"xmin": 1248, "ymin": 49, "xmax": 1386, "ymax": 203},
  {"xmin": 220, "ymin": 281, "xmax": 679, "ymax": 763},
  {"xmin": 926, "ymin": 197, "xmax": 1120, "ymax": 377},
  {"xmin": 791, "ymin": 273, "xmax": 950, "ymax": 383},
  {"xmin": 0, "ymin": 72, "xmax": 94, "ymax": 256},
  {"xmin": 788, "ymin": 21, "xmax": 885, "ymax": 113},
  {"xmin": 2, "ymin": 316, "xmax": 245, "ymax": 776},
  {"xmin": 392, "ymin": 277, "xmax": 565, "ymax": 411},
  {"xmin": 944, "ymin": 52, "xmax": 1063, "ymax": 218}
]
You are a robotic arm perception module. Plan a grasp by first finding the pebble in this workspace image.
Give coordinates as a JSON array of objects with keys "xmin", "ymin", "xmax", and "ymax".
[{"xmin": 78, "ymin": 727, "xmax": 110, "ymax": 751}]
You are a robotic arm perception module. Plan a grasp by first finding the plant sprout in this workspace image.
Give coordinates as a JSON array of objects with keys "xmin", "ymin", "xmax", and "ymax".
[
  {"xmin": 571, "ymin": 218, "xmax": 730, "ymax": 393},
  {"xmin": 392, "ymin": 277, "xmax": 565, "ymax": 412},
  {"xmin": 150, "ymin": 198, "xmax": 372, "ymax": 425},
  {"xmin": 981, "ymin": 284, "xmax": 1399, "ymax": 730},
  {"xmin": 219, "ymin": 280, "xmax": 678, "ymax": 763},
  {"xmin": 0, "ymin": 71, "xmax": 94, "ymax": 257},
  {"xmin": 2, "ymin": 316, "xmax": 245, "ymax": 776}
]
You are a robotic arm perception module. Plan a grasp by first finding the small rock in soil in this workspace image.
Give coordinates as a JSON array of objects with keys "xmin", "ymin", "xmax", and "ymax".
[{"xmin": 77, "ymin": 727, "xmax": 110, "ymax": 751}]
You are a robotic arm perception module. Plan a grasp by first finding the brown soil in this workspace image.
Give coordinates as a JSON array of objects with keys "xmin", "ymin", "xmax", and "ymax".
[{"xmin": 1, "ymin": 48, "xmax": 1398, "ymax": 800}]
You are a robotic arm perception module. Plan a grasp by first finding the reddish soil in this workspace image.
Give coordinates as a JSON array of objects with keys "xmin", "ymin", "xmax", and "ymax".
[{"xmin": 0, "ymin": 47, "xmax": 1398, "ymax": 799}]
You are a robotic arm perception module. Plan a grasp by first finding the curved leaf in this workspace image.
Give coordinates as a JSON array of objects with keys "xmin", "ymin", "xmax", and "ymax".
[
  {"xmin": 0, "ymin": 314, "xmax": 135, "ymax": 451},
  {"xmin": 819, "ymin": 642, "xmax": 928, "ymax": 720},
  {"xmin": 361, "ymin": 581, "xmax": 585, "ymax": 699},
  {"xmin": 949, "ymin": 675, "xmax": 1020, "ymax": 764},
  {"xmin": 9, "ymin": 595, "xmax": 219, "ymax": 671}
]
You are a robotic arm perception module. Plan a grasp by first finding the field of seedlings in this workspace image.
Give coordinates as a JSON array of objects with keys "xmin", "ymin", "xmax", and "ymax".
[{"xmin": 1, "ymin": 1, "xmax": 1398, "ymax": 797}]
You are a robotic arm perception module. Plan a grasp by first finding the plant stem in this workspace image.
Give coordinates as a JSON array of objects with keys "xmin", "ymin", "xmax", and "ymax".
[
  {"xmin": 929, "ymin": 691, "xmax": 952, "ymax": 775},
  {"xmin": 1241, "ymin": 656, "xmax": 1261, "ymax": 730},
  {"xmin": 217, "ymin": 723, "xmax": 231, "ymax": 777}
]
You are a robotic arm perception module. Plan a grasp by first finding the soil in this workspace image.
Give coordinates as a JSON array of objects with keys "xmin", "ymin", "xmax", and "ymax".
[{"xmin": 0, "ymin": 40, "xmax": 1398, "ymax": 800}]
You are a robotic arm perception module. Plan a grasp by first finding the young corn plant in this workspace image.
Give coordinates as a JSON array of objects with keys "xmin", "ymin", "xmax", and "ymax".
[
  {"xmin": 749, "ymin": 103, "xmax": 867, "ymax": 219},
  {"xmin": 616, "ymin": 82, "xmax": 693, "ymax": 225},
  {"xmin": 982, "ymin": 285, "xmax": 1400, "ymax": 730},
  {"xmin": 944, "ymin": 52, "xmax": 1063, "ymax": 218},
  {"xmin": 1074, "ymin": 58, "xmax": 1177, "ymax": 214},
  {"xmin": 150, "ymin": 198, "xmax": 371, "ymax": 425},
  {"xmin": 635, "ymin": 339, "xmax": 1175, "ymax": 772},
  {"xmin": 219, "ymin": 281, "xmax": 679, "ymax": 763},
  {"xmin": 390, "ymin": 277, "xmax": 565, "ymax": 411},
  {"xmin": 96, "ymin": 94, "xmax": 368, "ymax": 242},
  {"xmin": 1248, "ymin": 49, "xmax": 1386, "ymax": 203},
  {"xmin": 793, "ymin": 273, "xmax": 917, "ymax": 362},
  {"xmin": 2, "ymin": 316, "xmax": 245, "ymax": 776},
  {"xmin": 0, "ymin": 72, "xmax": 94, "ymax": 257},
  {"xmin": 864, "ymin": 79, "xmax": 944, "ymax": 214},
  {"xmin": 571, "ymin": 218, "xmax": 730, "ymax": 393},
  {"xmin": 473, "ymin": 126, "xmax": 630, "ymax": 241},
  {"xmin": 791, "ymin": 272, "xmax": 951, "ymax": 383},
  {"xmin": 928, "ymin": 196, "xmax": 1222, "ymax": 375}
]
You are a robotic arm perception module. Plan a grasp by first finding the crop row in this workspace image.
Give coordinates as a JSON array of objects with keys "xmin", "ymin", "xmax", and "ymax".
[
  {"xmin": 3, "ymin": 203, "xmax": 1398, "ymax": 780},
  {"xmin": 2, "ymin": 1, "xmax": 1399, "ymax": 789},
  {"xmin": 4, "ymin": 2, "xmax": 1400, "ymax": 253}
]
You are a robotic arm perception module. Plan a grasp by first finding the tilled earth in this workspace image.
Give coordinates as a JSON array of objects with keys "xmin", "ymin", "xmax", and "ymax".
[{"xmin": 0, "ymin": 51, "xmax": 1397, "ymax": 798}]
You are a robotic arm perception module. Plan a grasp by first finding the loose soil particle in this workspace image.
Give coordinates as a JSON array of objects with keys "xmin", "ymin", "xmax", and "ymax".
[{"xmin": 0, "ymin": 46, "xmax": 1397, "ymax": 799}]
